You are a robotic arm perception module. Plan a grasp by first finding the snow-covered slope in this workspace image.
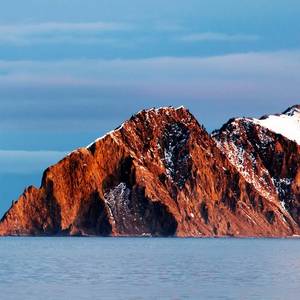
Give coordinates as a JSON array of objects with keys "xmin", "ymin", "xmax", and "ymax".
[{"xmin": 253, "ymin": 105, "xmax": 300, "ymax": 145}]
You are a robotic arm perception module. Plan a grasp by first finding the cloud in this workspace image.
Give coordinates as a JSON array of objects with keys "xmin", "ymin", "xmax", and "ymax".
[
  {"xmin": 0, "ymin": 50, "xmax": 299, "ymax": 132},
  {"xmin": 0, "ymin": 50, "xmax": 299, "ymax": 85},
  {"xmin": 0, "ymin": 21, "xmax": 132, "ymax": 45},
  {"xmin": 0, "ymin": 21, "xmax": 132, "ymax": 34},
  {"xmin": 0, "ymin": 150, "xmax": 67, "ymax": 174},
  {"xmin": 0, "ymin": 23, "xmax": 260, "ymax": 47},
  {"xmin": 180, "ymin": 32, "xmax": 260, "ymax": 42}
]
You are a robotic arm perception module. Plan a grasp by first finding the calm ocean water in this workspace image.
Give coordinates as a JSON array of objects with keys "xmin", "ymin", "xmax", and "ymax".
[{"xmin": 0, "ymin": 237, "xmax": 299, "ymax": 300}]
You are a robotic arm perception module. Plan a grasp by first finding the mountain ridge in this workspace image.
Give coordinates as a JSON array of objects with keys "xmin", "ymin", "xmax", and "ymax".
[{"xmin": 0, "ymin": 105, "xmax": 299, "ymax": 237}]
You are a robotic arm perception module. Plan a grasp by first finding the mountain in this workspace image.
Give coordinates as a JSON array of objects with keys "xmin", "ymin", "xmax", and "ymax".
[
  {"xmin": 0, "ymin": 106, "xmax": 299, "ymax": 237},
  {"xmin": 212, "ymin": 105, "xmax": 300, "ymax": 227}
]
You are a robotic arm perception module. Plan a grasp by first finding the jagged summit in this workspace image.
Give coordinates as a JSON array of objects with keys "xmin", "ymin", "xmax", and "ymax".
[
  {"xmin": 134, "ymin": 105, "xmax": 186, "ymax": 115},
  {"xmin": 283, "ymin": 104, "xmax": 300, "ymax": 117}
]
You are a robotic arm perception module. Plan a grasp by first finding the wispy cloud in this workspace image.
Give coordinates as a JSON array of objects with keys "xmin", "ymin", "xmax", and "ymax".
[
  {"xmin": 0, "ymin": 50, "xmax": 299, "ymax": 131},
  {"xmin": 0, "ymin": 21, "xmax": 132, "ymax": 45},
  {"xmin": 180, "ymin": 32, "xmax": 260, "ymax": 42},
  {"xmin": 0, "ymin": 22, "xmax": 260, "ymax": 47},
  {"xmin": 0, "ymin": 21, "xmax": 132, "ymax": 34},
  {"xmin": 0, "ymin": 150, "xmax": 67, "ymax": 174},
  {"xmin": 0, "ymin": 50, "xmax": 298, "ymax": 84}
]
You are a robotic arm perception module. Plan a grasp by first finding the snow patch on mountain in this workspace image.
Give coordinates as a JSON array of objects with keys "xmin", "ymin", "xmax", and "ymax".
[{"xmin": 252, "ymin": 105, "xmax": 300, "ymax": 145}]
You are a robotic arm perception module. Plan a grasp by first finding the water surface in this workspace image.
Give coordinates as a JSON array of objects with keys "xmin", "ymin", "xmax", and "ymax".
[{"xmin": 0, "ymin": 237, "xmax": 299, "ymax": 299}]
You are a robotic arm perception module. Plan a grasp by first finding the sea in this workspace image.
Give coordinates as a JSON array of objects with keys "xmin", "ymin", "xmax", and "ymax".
[{"xmin": 0, "ymin": 237, "xmax": 299, "ymax": 300}]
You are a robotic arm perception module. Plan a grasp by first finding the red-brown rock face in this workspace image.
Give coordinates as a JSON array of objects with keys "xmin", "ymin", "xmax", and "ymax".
[
  {"xmin": 213, "ymin": 105, "xmax": 300, "ymax": 227},
  {"xmin": 0, "ymin": 106, "xmax": 299, "ymax": 237}
]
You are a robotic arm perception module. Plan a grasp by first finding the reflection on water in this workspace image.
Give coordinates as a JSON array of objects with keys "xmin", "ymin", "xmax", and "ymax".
[{"xmin": 0, "ymin": 237, "xmax": 299, "ymax": 300}]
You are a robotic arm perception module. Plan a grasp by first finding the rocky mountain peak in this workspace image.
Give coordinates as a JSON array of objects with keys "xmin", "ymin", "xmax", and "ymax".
[
  {"xmin": 213, "ymin": 105, "xmax": 300, "ymax": 227},
  {"xmin": 283, "ymin": 104, "xmax": 300, "ymax": 117},
  {"xmin": 86, "ymin": 105, "xmax": 194, "ymax": 149}
]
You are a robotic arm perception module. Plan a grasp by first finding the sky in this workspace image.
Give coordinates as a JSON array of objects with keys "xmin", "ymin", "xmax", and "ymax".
[{"xmin": 0, "ymin": 0, "xmax": 300, "ymax": 216}]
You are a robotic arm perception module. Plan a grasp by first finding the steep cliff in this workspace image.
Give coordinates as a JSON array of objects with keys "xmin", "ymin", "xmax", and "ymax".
[
  {"xmin": 213, "ymin": 105, "xmax": 300, "ymax": 227},
  {"xmin": 0, "ymin": 106, "xmax": 299, "ymax": 237}
]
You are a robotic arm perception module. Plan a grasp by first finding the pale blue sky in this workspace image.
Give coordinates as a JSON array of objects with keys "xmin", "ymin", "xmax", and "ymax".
[{"xmin": 0, "ymin": 0, "xmax": 300, "ymax": 215}]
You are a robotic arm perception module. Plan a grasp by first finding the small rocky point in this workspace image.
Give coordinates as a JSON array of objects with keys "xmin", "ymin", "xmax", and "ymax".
[{"xmin": 0, "ymin": 106, "xmax": 299, "ymax": 237}]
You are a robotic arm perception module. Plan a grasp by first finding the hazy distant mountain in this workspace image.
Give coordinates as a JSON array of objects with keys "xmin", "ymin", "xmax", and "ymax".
[{"xmin": 1, "ymin": 106, "xmax": 299, "ymax": 237}]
